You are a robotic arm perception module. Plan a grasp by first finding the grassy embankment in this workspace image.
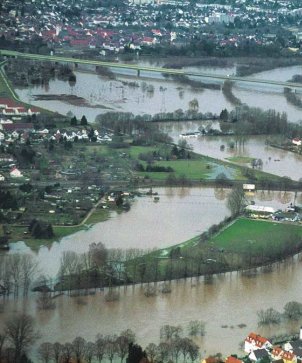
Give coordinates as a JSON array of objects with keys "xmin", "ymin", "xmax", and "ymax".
[{"xmin": 125, "ymin": 218, "xmax": 302, "ymax": 283}]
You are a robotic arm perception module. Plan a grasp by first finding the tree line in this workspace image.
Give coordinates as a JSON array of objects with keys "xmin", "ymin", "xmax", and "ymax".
[{"xmin": 0, "ymin": 313, "xmax": 204, "ymax": 363}]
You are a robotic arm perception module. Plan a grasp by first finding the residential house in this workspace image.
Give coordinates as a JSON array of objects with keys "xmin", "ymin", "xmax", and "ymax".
[
  {"xmin": 281, "ymin": 351, "xmax": 297, "ymax": 363},
  {"xmin": 201, "ymin": 356, "xmax": 222, "ymax": 363},
  {"xmin": 2, "ymin": 123, "xmax": 34, "ymax": 133},
  {"xmin": 244, "ymin": 333, "xmax": 272, "ymax": 353},
  {"xmin": 292, "ymin": 138, "xmax": 302, "ymax": 146},
  {"xmin": 249, "ymin": 348, "xmax": 270, "ymax": 362},
  {"xmin": 225, "ymin": 356, "xmax": 244, "ymax": 363},
  {"xmin": 10, "ymin": 166, "xmax": 23, "ymax": 178},
  {"xmin": 271, "ymin": 347, "xmax": 284, "ymax": 360},
  {"xmin": 284, "ymin": 339, "xmax": 302, "ymax": 354}
]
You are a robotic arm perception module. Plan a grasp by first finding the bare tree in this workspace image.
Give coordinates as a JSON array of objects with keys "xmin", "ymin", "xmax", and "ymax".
[
  {"xmin": 0, "ymin": 333, "xmax": 6, "ymax": 362},
  {"xmin": 171, "ymin": 338, "xmax": 182, "ymax": 363},
  {"xmin": 187, "ymin": 321, "xmax": 206, "ymax": 337},
  {"xmin": 145, "ymin": 343, "xmax": 158, "ymax": 363},
  {"xmin": 6, "ymin": 254, "xmax": 22, "ymax": 296},
  {"xmin": 89, "ymin": 242, "xmax": 108, "ymax": 270},
  {"xmin": 62, "ymin": 343, "xmax": 73, "ymax": 363},
  {"xmin": 180, "ymin": 338, "xmax": 198, "ymax": 362},
  {"xmin": 5, "ymin": 313, "xmax": 39, "ymax": 363},
  {"xmin": 0, "ymin": 257, "xmax": 12, "ymax": 296},
  {"xmin": 59, "ymin": 251, "xmax": 82, "ymax": 293},
  {"xmin": 160, "ymin": 325, "xmax": 183, "ymax": 342},
  {"xmin": 72, "ymin": 336, "xmax": 86, "ymax": 363},
  {"xmin": 20, "ymin": 254, "xmax": 38, "ymax": 296},
  {"xmin": 104, "ymin": 335, "xmax": 117, "ymax": 363},
  {"xmin": 52, "ymin": 342, "xmax": 63, "ymax": 363},
  {"xmin": 116, "ymin": 329, "xmax": 136, "ymax": 363},
  {"xmin": 38, "ymin": 342, "xmax": 53, "ymax": 363},
  {"xmin": 95, "ymin": 334, "xmax": 106, "ymax": 363},
  {"xmin": 157, "ymin": 342, "xmax": 171, "ymax": 362},
  {"xmin": 257, "ymin": 307, "xmax": 282, "ymax": 325},
  {"xmin": 36, "ymin": 291, "xmax": 56, "ymax": 310},
  {"xmin": 283, "ymin": 301, "xmax": 302, "ymax": 320},
  {"xmin": 83, "ymin": 341, "xmax": 95, "ymax": 363}
]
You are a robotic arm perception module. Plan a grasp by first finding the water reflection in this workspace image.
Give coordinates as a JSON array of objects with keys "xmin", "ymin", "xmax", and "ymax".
[
  {"xmin": 14, "ymin": 64, "xmax": 302, "ymax": 122},
  {"xmin": 6, "ymin": 187, "xmax": 301, "ymax": 279},
  {"xmin": 158, "ymin": 122, "xmax": 302, "ymax": 180},
  {"xmin": 2, "ymin": 256, "xmax": 302, "ymax": 357}
]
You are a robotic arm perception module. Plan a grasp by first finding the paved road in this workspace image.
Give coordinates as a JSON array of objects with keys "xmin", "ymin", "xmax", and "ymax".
[{"xmin": 1, "ymin": 49, "xmax": 301, "ymax": 89}]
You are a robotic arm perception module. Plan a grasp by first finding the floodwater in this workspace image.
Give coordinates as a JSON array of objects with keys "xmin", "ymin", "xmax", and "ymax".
[
  {"xmin": 2, "ymin": 187, "xmax": 302, "ymax": 357},
  {"xmin": 5, "ymin": 61, "xmax": 302, "ymax": 357},
  {"xmin": 7, "ymin": 187, "xmax": 299, "ymax": 276},
  {"xmin": 14, "ymin": 63, "xmax": 302, "ymax": 122},
  {"xmin": 1, "ymin": 256, "xmax": 302, "ymax": 357},
  {"xmin": 157, "ymin": 121, "xmax": 302, "ymax": 181}
]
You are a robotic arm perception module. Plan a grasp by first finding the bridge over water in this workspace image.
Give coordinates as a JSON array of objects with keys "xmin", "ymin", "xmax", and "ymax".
[{"xmin": 1, "ymin": 49, "xmax": 301, "ymax": 90}]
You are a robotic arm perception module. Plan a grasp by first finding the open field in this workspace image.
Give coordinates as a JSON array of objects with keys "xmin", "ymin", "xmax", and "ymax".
[
  {"xmin": 124, "ymin": 145, "xmax": 283, "ymax": 182},
  {"xmin": 209, "ymin": 218, "xmax": 302, "ymax": 254},
  {"xmin": 125, "ymin": 218, "xmax": 302, "ymax": 283}
]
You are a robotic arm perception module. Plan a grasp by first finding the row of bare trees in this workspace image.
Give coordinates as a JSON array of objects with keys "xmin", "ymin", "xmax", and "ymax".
[
  {"xmin": 0, "ymin": 254, "xmax": 38, "ymax": 297},
  {"xmin": 0, "ymin": 314, "xmax": 204, "ymax": 363},
  {"xmin": 144, "ymin": 324, "xmax": 202, "ymax": 363},
  {"xmin": 37, "ymin": 330, "xmax": 136, "ymax": 363},
  {"xmin": 35, "ymin": 324, "xmax": 202, "ymax": 363}
]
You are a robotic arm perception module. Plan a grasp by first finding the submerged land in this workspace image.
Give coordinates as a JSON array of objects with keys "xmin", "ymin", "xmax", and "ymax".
[{"xmin": 2, "ymin": 0, "xmax": 302, "ymax": 361}]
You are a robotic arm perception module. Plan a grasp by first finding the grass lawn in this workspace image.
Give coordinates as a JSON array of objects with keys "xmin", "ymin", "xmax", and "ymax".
[
  {"xmin": 210, "ymin": 218, "xmax": 302, "ymax": 254},
  {"xmin": 85, "ymin": 207, "xmax": 110, "ymax": 224},
  {"xmin": 141, "ymin": 160, "xmax": 213, "ymax": 180}
]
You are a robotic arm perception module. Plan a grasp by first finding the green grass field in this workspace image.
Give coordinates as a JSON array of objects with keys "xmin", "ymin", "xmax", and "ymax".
[{"xmin": 210, "ymin": 218, "xmax": 302, "ymax": 254}]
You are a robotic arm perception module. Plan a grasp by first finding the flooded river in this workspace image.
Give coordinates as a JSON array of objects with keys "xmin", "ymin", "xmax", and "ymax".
[
  {"xmin": 5, "ymin": 61, "xmax": 302, "ymax": 357},
  {"xmin": 1, "ymin": 256, "xmax": 302, "ymax": 356},
  {"xmin": 2, "ymin": 187, "xmax": 302, "ymax": 357},
  {"xmin": 157, "ymin": 121, "xmax": 302, "ymax": 181},
  {"xmin": 15, "ymin": 63, "xmax": 302, "ymax": 123},
  {"xmin": 8, "ymin": 187, "xmax": 300, "ymax": 276}
]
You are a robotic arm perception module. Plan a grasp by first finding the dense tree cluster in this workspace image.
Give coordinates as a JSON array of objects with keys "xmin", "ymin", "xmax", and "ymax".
[{"xmin": 28, "ymin": 219, "xmax": 54, "ymax": 239}]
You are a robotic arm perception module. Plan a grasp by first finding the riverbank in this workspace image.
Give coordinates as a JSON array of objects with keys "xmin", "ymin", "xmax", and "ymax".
[
  {"xmin": 123, "ymin": 217, "xmax": 302, "ymax": 285},
  {"xmin": 48, "ymin": 215, "xmax": 302, "ymax": 293}
]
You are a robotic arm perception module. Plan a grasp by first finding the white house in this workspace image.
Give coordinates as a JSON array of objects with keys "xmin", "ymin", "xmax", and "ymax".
[
  {"xmin": 292, "ymin": 138, "xmax": 302, "ymax": 146},
  {"xmin": 0, "ymin": 174, "xmax": 5, "ymax": 181},
  {"xmin": 244, "ymin": 333, "xmax": 272, "ymax": 353},
  {"xmin": 10, "ymin": 166, "xmax": 23, "ymax": 178}
]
